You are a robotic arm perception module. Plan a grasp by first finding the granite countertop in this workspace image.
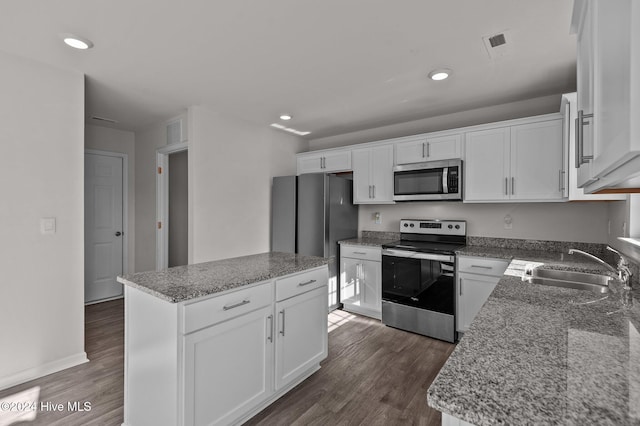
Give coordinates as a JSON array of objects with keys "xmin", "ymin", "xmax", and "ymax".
[
  {"xmin": 117, "ymin": 252, "xmax": 329, "ymax": 303},
  {"xmin": 428, "ymin": 252, "xmax": 640, "ymax": 425}
]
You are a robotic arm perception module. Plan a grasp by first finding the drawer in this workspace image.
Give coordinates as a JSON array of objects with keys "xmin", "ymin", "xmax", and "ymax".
[
  {"xmin": 457, "ymin": 256, "xmax": 509, "ymax": 277},
  {"xmin": 276, "ymin": 266, "xmax": 328, "ymax": 302},
  {"xmin": 341, "ymin": 245, "xmax": 382, "ymax": 262},
  {"xmin": 182, "ymin": 281, "xmax": 273, "ymax": 334}
]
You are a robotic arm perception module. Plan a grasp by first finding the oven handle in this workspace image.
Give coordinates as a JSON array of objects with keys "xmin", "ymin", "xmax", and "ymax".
[{"xmin": 382, "ymin": 249, "xmax": 454, "ymax": 263}]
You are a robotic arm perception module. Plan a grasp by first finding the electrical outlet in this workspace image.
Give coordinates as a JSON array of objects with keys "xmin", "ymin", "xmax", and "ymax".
[
  {"xmin": 608, "ymin": 220, "xmax": 611, "ymax": 236},
  {"xmin": 623, "ymin": 221, "xmax": 627, "ymax": 236},
  {"xmin": 504, "ymin": 214, "xmax": 513, "ymax": 230},
  {"xmin": 374, "ymin": 212, "xmax": 382, "ymax": 225}
]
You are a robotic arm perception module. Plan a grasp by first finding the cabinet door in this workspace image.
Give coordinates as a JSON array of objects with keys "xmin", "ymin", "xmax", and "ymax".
[
  {"xmin": 340, "ymin": 257, "xmax": 360, "ymax": 304},
  {"xmin": 575, "ymin": 0, "xmax": 597, "ymax": 187},
  {"xmin": 370, "ymin": 145, "xmax": 394, "ymax": 203},
  {"xmin": 183, "ymin": 305, "xmax": 274, "ymax": 426},
  {"xmin": 510, "ymin": 120, "xmax": 564, "ymax": 200},
  {"xmin": 352, "ymin": 148, "xmax": 372, "ymax": 204},
  {"xmin": 457, "ymin": 273, "xmax": 499, "ymax": 333},
  {"xmin": 464, "ymin": 127, "xmax": 511, "ymax": 201},
  {"xmin": 297, "ymin": 154, "xmax": 324, "ymax": 174},
  {"xmin": 275, "ymin": 286, "xmax": 328, "ymax": 390},
  {"xmin": 426, "ymin": 134, "xmax": 462, "ymax": 161},
  {"xmin": 323, "ymin": 150, "xmax": 352, "ymax": 172},
  {"xmin": 395, "ymin": 136, "xmax": 428, "ymax": 165},
  {"xmin": 360, "ymin": 259, "xmax": 381, "ymax": 317}
]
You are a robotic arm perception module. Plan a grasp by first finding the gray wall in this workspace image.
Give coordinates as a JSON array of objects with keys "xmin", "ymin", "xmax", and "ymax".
[{"xmin": 168, "ymin": 150, "xmax": 188, "ymax": 267}]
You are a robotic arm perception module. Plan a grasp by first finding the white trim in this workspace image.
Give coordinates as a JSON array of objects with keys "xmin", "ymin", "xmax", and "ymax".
[
  {"xmin": 156, "ymin": 142, "xmax": 189, "ymax": 271},
  {"xmin": 0, "ymin": 352, "xmax": 89, "ymax": 391},
  {"xmin": 84, "ymin": 149, "xmax": 129, "ymax": 295},
  {"xmin": 84, "ymin": 295, "xmax": 124, "ymax": 306}
]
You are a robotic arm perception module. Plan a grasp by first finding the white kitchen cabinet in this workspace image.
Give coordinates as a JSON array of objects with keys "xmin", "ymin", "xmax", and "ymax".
[
  {"xmin": 572, "ymin": 0, "xmax": 640, "ymax": 192},
  {"xmin": 464, "ymin": 117, "xmax": 565, "ymax": 202},
  {"xmin": 352, "ymin": 144, "xmax": 394, "ymax": 204},
  {"xmin": 395, "ymin": 133, "xmax": 462, "ymax": 164},
  {"xmin": 456, "ymin": 256, "xmax": 508, "ymax": 333},
  {"xmin": 184, "ymin": 305, "xmax": 273, "ymax": 426},
  {"xmin": 560, "ymin": 93, "xmax": 626, "ymax": 201},
  {"xmin": 275, "ymin": 285, "xmax": 328, "ymax": 390},
  {"xmin": 340, "ymin": 245, "xmax": 381, "ymax": 319},
  {"xmin": 297, "ymin": 150, "xmax": 351, "ymax": 174}
]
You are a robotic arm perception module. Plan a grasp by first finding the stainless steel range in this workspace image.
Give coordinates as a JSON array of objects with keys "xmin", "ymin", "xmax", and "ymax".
[{"xmin": 381, "ymin": 219, "xmax": 466, "ymax": 342}]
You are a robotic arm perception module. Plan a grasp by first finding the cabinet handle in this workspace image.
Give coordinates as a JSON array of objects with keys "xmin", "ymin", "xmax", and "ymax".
[
  {"xmin": 369, "ymin": 185, "xmax": 372, "ymax": 199},
  {"xmin": 223, "ymin": 299, "xmax": 250, "ymax": 311},
  {"xmin": 505, "ymin": 177, "xmax": 508, "ymax": 196},
  {"xmin": 426, "ymin": 142, "xmax": 430, "ymax": 157},
  {"xmin": 460, "ymin": 280, "xmax": 463, "ymax": 296},
  {"xmin": 511, "ymin": 177, "xmax": 515, "ymax": 195},
  {"xmin": 575, "ymin": 110, "xmax": 594, "ymax": 167},
  {"xmin": 422, "ymin": 142, "xmax": 426, "ymax": 158},
  {"xmin": 353, "ymin": 251, "xmax": 367, "ymax": 255},
  {"xmin": 558, "ymin": 170, "xmax": 565, "ymax": 192},
  {"xmin": 470, "ymin": 265, "xmax": 492, "ymax": 270},
  {"xmin": 298, "ymin": 279, "xmax": 317, "ymax": 287},
  {"xmin": 279, "ymin": 310, "xmax": 285, "ymax": 336},
  {"xmin": 267, "ymin": 315, "xmax": 274, "ymax": 343},
  {"xmin": 372, "ymin": 185, "xmax": 376, "ymax": 198}
]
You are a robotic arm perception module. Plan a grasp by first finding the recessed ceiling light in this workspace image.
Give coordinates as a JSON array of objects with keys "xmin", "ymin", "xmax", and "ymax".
[
  {"xmin": 61, "ymin": 34, "xmax": 94, "ymax": 50},
  {"xmin": 280, "ymin": 114, "xmax": 292, "ymax": 121},
  {"xmin": 428, "ymin": 69, "xmax": 452, "ymax": 81}
]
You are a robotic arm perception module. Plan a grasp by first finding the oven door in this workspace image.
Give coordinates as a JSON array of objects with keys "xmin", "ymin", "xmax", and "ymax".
[{"xmin": 381, "ymin": 250, "xmax": 455, "ymax": 315}]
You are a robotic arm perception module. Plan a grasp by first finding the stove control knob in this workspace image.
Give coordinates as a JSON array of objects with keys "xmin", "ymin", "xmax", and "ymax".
[
  {"xmin": 409, "ymin": 223, "xmax": 414, "ymax": 228},
  {"xmin": 448, "ymin": 224, "xmax": 453, "ymax": 229},
  {"xmin": 403, "ymin": 223, "xmax": 409, "ymax": 227},
  {"xmin": 455, "ymin": 225, "xmax": 460, "ymax": 229}
]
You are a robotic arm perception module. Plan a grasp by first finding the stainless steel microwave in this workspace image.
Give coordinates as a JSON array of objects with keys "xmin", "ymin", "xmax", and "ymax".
[{"xmin": 393, "ymin": 159, "xmax": 462, "ymax": 201}]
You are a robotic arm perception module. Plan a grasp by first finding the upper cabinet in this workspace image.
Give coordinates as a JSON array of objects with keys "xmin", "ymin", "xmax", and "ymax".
[
  {"xmin": 465, "ymin": 116, "xmax": 565, "ymax": 202},
  {"xmin": 352, "ymin": 144, "xmax": 394, "ymax": 204},
  {"xmin": 297, "ymin": 150, "xmax": 351, "ymax": 175},
  {"xmin": 572, "ymin": 0, "xmax": 640, "ymax": 193},
  {"xmin": 561, "ymin": 93, "xmax": 626, "ymax": 201},
  {"xmin": 395, "ymin": 134, "xmax": 462, "ymax": 165}
]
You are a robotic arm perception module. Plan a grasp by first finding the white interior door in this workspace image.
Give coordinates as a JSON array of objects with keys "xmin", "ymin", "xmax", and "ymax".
[{"xmin": 85, "ymin": 153, "xmax": 124, "ymax": 303}]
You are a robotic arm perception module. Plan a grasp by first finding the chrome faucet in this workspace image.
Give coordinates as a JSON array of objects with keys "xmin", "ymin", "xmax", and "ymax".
[{"xmin": 568, "ymin": 246, "xmax": 633, "ymax": 290}]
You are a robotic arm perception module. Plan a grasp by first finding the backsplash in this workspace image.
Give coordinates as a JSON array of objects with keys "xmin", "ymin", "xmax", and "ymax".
[
  {"xmin": 466, "ymin": 236, "xmax": 607, "ymax": 255},
  {"xmin": 361, "ymin": 230, "xmax": 400, "ymax": 240}
]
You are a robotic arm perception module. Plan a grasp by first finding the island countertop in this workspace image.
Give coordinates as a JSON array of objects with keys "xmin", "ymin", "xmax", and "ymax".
[
  {"xmin": 117, "ymin": 251, "xmax": 329, "ymax": 303},
  {"xmin": 428, "ymin": 254, "xmax": 640, "ymax": 425}
]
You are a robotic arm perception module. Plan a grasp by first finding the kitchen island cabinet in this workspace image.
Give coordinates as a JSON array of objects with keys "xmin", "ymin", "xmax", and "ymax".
[{"xmin": 118, "ymin": 252, "xmax": 329, "ymax": 426}]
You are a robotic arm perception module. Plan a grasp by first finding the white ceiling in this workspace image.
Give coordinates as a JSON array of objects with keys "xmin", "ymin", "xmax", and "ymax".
[{"xmin": 0, "ymin": 0, "xmax": 576, "ymax": 139}]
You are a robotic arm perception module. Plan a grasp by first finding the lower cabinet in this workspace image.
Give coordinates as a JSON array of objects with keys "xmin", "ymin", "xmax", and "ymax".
[
  {"xmin": 340, "ymin": 245, "xmax": 382, "ymax": 319},
  {"xmin": 456, "ymin": 256, "xmax": 509, "ymax": 333},
  {"xmin": 124, "ymin": 266, "xmax": 329, "ymax": 426},
  {"xmin": 184, "ymin": 305, "xmax": 274, "ymax": 426},
  {"xmin": 275, "ymin": 286, "xmax": 328, "ymax": 390}
]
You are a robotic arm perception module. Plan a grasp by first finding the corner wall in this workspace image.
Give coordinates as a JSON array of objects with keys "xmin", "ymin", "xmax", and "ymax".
[
  {"xmin": 0, "ymin": 52, "xmax": 86, "ymax": 389},
  {"xmin": 189, "ymin": 105, "xmax": 306, "ymax": 263},
  {"xmin": 85, "ymin": 124, "xmax": 136, "ymax": 273}
]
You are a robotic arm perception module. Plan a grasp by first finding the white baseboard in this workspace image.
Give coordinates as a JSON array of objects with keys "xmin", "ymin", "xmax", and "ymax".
[
  {"xmin": 85, "ymin": 295, "xmax": 124, "ymax": 305},
  {"xmin": 0, "ymin": 352, "xmax": 89, "ymax": 391}
]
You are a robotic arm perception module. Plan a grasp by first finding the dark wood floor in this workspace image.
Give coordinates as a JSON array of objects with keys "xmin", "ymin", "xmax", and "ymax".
[
  {"xmin": 247, "ymin": 310, "xmax": 455, "ymax": 426},
  {"xmin": 0, "ymin": 302, "xmax": 454, "ymax": 426}
]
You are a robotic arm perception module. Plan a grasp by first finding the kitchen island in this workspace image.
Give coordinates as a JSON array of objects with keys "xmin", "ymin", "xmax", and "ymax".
[
  {"xmin": 428, "ymin": 250, "xmax": 640, "ymax": 425},
  {"xmin": 117, "ymin": 252, "xmax": 330, "ymax": 426}
]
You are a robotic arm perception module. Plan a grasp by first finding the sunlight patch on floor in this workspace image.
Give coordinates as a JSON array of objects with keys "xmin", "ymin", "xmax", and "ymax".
[
  {"xmin": 328, "ymin": 310, "xmax": 357, "ymax": 332},
  {"xmin": 0, "ymin": 386, "xmax": 40, "ymax": 426}
]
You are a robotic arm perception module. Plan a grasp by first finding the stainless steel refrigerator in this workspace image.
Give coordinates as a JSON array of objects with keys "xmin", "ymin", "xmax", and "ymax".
[{"xmin": 271, "ymin": 173, "xmax": 358, "ymax": 310}]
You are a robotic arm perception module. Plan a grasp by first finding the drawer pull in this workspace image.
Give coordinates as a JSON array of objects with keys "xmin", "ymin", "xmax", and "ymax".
[
  {"xmin": 470, "ymin": 265, "xmax": 492, "ymax": 270},
  {"xmin": 353, "ymin": 251, "xmax": 367, "ymax": 255},
  {"xmin": 222, "ymin": 299, "xmax": 250, "ymax": 311},
  {"xmin": 298, "ymin": 279, "xmax": 317, "ymax": 287}
]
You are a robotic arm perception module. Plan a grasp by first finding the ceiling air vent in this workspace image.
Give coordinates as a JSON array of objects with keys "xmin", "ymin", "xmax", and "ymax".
[{"xmin": 482, "ymin": 30, "xmax": 512, "ymax": 59}]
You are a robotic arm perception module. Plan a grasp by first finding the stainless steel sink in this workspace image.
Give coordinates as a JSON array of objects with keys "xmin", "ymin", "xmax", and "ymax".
[{"xmin": 522, "ymin": 268, "xmax": 612, "ymax": 293}]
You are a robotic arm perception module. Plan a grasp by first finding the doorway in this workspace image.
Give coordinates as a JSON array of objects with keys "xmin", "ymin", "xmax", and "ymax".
[
  {"xmin": 156, "ymin": 143, "xmax": 189, "ymax": 270},
  {"xmin": 84, "ymin": 150, "xmax": 128, "ymax": 304}
]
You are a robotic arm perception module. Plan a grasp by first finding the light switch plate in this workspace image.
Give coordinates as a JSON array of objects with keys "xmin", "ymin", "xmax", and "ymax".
[{"xmin": 40, "ymin": 217, "xmax": 56, "ymax": 234}]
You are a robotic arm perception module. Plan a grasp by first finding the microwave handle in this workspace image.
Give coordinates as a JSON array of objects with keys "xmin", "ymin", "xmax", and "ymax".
[{"xmin": 442, "ymin": 167, "xmax": 448, "ymax": 194}]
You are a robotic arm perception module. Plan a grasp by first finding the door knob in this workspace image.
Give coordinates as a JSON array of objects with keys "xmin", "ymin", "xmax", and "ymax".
[{"xmin": 115, "ymin": 231, "xmax": 123, "ymax": 237}]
